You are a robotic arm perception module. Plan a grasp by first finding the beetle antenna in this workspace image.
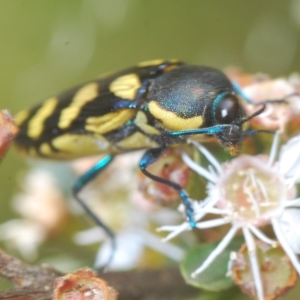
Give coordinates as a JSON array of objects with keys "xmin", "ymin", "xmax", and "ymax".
[
  {"xmin": 239, "ymin": 104, "xmax": 276, "ymax": 137},
  {"xmin": 238, "ymin": 104, "xmax": 266, "ymax": 125}
]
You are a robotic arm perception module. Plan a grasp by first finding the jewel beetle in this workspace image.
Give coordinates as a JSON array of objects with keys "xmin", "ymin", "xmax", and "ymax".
[{"xmin": 13, "ymin": 59, "xmax": 267, "ymax": 264}]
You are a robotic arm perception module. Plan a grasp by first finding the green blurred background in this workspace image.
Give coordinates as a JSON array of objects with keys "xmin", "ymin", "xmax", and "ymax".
[{"xmin": 0, "ymin": 0, "xmax": 300, "ymax": 294}]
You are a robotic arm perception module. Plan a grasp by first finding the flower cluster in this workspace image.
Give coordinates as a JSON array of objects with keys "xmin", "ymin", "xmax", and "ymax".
[
  {"xmin": 157, "ymin": 75, "xmax": 300, "ymax": 300},
  {"xmin": 2, "ymin": 74, "xmax": 300, "ymax": 300}
]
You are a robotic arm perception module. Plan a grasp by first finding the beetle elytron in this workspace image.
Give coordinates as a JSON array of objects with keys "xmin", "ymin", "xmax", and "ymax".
[{"xmin": 13, "ymin": 59, "xmax": 266, "ymax": 262}]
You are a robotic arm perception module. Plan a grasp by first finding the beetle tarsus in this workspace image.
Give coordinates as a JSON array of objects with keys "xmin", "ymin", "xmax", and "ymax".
[{"xmin": 140, "ymin": 148, "xmax": 196, "ymax": 228}]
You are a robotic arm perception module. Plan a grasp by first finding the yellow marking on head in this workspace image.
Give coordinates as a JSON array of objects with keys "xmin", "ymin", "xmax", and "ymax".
[
  {"xmin": 27, "ymin": 97, "xmax": 58, "ymax": 139},
  {"xmin": 134, "ymin": 111, "xmax": 160, "ymax": 135},
  {"xmin": 109, "ymin": 74, "xmax": 141, "ymax": 100},
  {"xmin": 148, "ymin": 101, "xmax": 203, "ymax": 131},
  {"xmin": 51, "ymin": 134, "xmax": 111, "ymax": 159},
  {"xmin": 14, "ymin": 109, "xmax": 30, "ymax": 126},
  {"xmin": 58, "ymin": 82, "xmax": 98, "ymax": 129},
  {"xmin": 85, "ymin": 109, "xmax": 135, "ymax": 134},
  {"xmin": 137, "ymin": 59, "xmax": 165, "ymax": 67},
  {"xmin": 116, "ymin": 131, "xmax": 159, "ymax": 150}
]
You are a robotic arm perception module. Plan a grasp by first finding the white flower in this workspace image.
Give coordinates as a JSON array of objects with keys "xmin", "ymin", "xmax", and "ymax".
[
  {"xmin": 0, "ymin": 169, "xmax": 68, "ymax": 260},
  {"xmin": 74, "ymin": 206, "xmax": 185, "ymax": 271},
  {"xmin": 158, "ymin": 133, "xmax": 300, "ymax": 300},
  {"xmin": 72, "ymin": 153, "xmax": 186, "ymax": 271}
]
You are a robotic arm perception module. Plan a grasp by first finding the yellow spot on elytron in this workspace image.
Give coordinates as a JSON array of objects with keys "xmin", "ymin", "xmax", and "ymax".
[
  {"xmin": 51, "ymin": 134, "xmax": 111, "ymax": 159},
  {"xmin": 134, "ymin": 111, "xmax": 160, "ymax": 135},
  {"xmin": 117, "ymin": 131, "xmax": 159, "ymax": 150},
  {"xmin": 39, "ymin": 143, "xmax": 53, "ymax": 156},
  {"xmin": 137, "ymin": 59, "xmax": 165, "ymax": 67},
  {"xmin": 109, "ymin": 74, "xmax": 141, "ymax": 100},
  {"xmin": 14, "ymin": 109, "xmax": 30, "ymax": 126},
  {"xmin": 85, "ymin": 109, "xmax": 135, "ymax": 134},
  {"xmin": 58, "ymin": 82, "xmax": 98, "ymax": 129},
  {"xmin": 27, "ymin": 97, "xmax": 58, "ymax": 139},
  {"xmin": 148, "ymin": 101, "xmax": 203, "ymax": 131}
]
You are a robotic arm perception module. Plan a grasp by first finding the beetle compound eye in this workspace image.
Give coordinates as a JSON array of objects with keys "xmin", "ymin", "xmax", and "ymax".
[{"xmin": 215, "ymin": 94, "xmax": 240, "ymax": 124}]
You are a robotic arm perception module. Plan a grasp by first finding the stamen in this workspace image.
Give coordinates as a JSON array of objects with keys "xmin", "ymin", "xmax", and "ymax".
[
  {"xmin": 256, "ymin": 178, "xmax": 269, "ymax": 203},
  {"xmin": 243, "ymin": 182, "xmax": 260, "ymax": 218},
  {"xmin": 249, "ymin": 170, "xmax": 258, "ymax": 189}
]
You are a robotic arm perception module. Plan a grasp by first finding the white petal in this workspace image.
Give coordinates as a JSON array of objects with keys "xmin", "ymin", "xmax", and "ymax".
[
  {"xmin": 74, "ymin": 226, "xmax": 106, "ymax": 245},
  {"xmin": 283, "ymin": 198, "xmax": 300, "ymax": 208},
  {"xmin": 278, "ymin": 209, "xmax": 300, "ymax": 254},
  {"xmin": 192, "ymin": 225, "xmax": 239, "ymax": 277},
  {"xmin": 272, "ymin": 218, "xmax": 300, "ymax": 275},
  {"xmin": 139, "ymin": 228, "xmax": 185, "ymax": 261},
  {"xmin": 248, "ymin": 224, "xmax": 276, "ymax": 247},
  {"xmin": 159, "ymin": 223, "xmax": 190, "ymax": 241},
  {"xmin": 188, "ymin": 140, "xmax": 222, "ymax": 174},
  {"xmin": 94, "ymin": 230, "xmax": 144, "ymax": 271},
  {"xmin": 279, "ymin": 135, "xmax": 300, "ymax": 180},
  {"xmin": 243, "ymin": 227, "xmax": 264, "ymax": 300},
  {"xmin": 182, "ymin": 152, "xmax": 216, "ymax": 183},
  {"xmin": 0, "ymin": 219, "xmax": 45, "ymax": 260},
  {"xmin": 196, "ymin": 218, "xmax": 230, "ymax": 229}
]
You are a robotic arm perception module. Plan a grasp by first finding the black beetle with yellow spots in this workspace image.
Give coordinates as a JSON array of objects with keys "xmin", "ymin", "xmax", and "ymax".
[{"xmin": 13, "ymin": 59, "xmax": 267, "ymax": 265}]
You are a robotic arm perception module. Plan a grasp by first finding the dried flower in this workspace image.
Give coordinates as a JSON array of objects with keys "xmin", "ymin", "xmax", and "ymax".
[
  {"xmin": 53, "ymin": 268, "xmax": 118, "ymax": 300},
  {"xmin": 0, "ymin": 169, "xmax": 68, "ymax": 259}
]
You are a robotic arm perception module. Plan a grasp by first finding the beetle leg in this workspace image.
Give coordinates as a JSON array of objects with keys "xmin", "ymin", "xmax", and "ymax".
[
  {"xmin": 139, "ymin": 147, "xmax": 196, "ymax": 228},
  {"xmin": 72, "ymin": 155, "xmax": 115, "ymax": 270}
]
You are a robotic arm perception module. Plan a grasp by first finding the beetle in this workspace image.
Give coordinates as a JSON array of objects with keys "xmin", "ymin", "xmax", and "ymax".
[{"xmin": 13, "ymin": 59, "xmax": 268, "ymax": 264}]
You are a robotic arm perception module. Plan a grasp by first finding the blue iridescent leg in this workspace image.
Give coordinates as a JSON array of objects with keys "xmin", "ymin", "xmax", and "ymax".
[
  {"xmin": 139, "ymin": 148, "xmax": 196, "ymax": 228},
  {"xmin": 72, "ymin": 155, "xmax": 115, "ymax": 269}
]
